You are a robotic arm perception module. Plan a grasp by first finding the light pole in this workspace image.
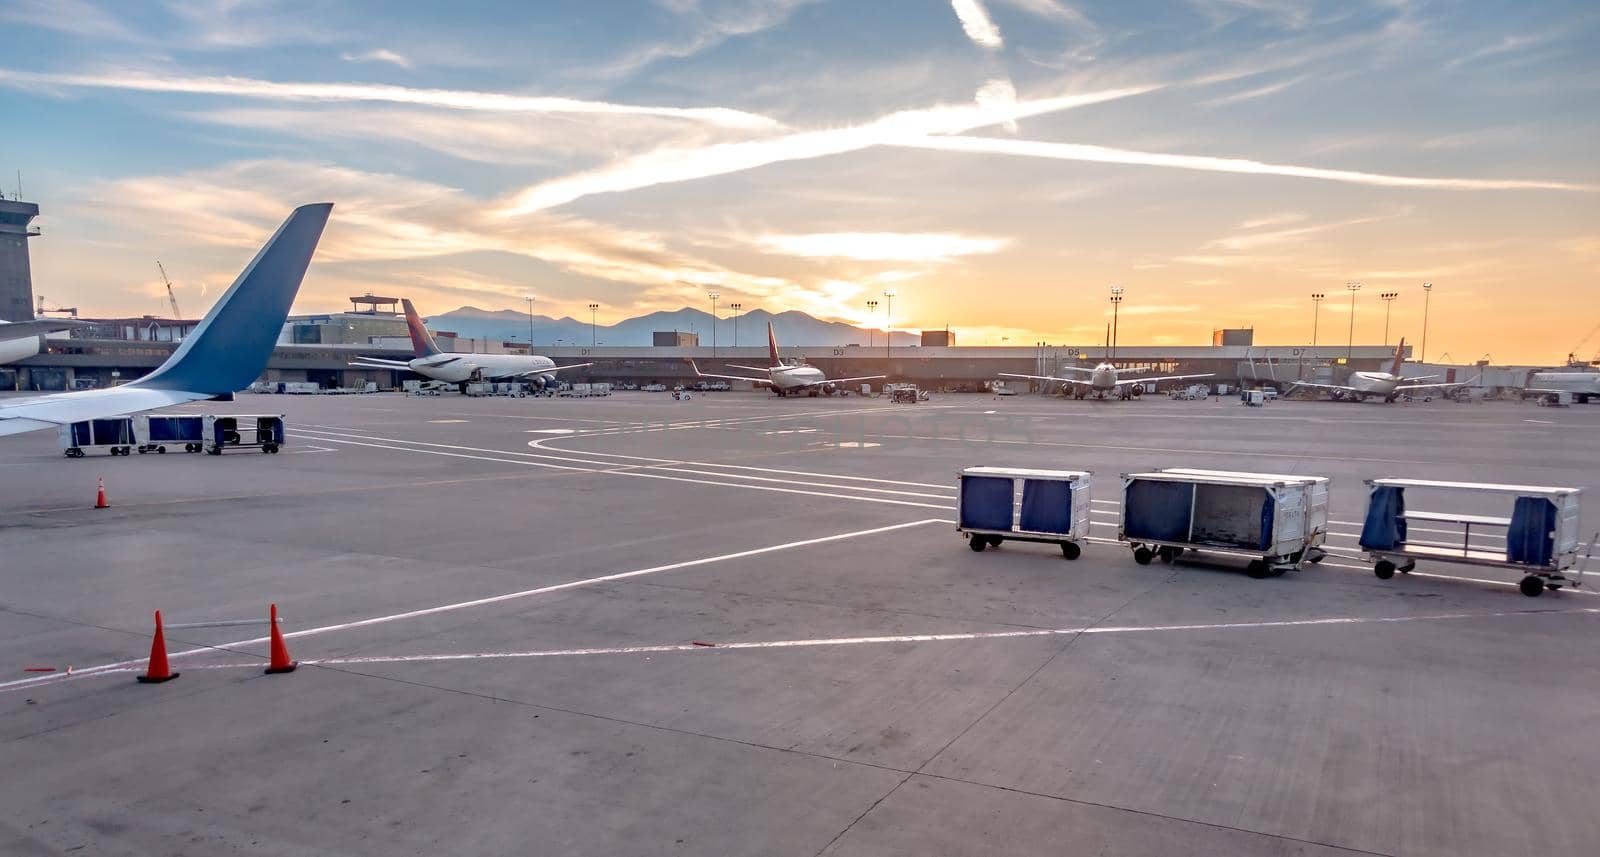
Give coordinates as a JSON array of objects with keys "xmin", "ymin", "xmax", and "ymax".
[
  {"xmin": 866, "ymin": 299, "xmax": 878, "ymax": 347},
  {"xmin": 1308, "ymin": 293, "xmax": 1325, "ymax": 380},
  {"xmin": 1345, "ymin": 281, "xmax": 1362, "ymax": 359},
  {"xmin": 1420, "ymin": 282, "xmax": 1433, "ymax": 363},
  {"xmin": 524, "ymin": 295, "xmax": 535, "ymax": 349},
  {"xmin": 1380, "ymin": 291, "xmax": 1399, "ymax": 345},
  {"xmin": 707, "ymin": 291, "xmax": 720, "ymax": 357},
  {"xmin": 729, "ymin": 302, "xmax": 742, "ymax": 347},
  {"xmin": 1108, "ymin": 285, "xmax": 1124, "ymax": 361},
  {"xmin": 588, "ymin": 302, "xmax": 599, "ymax": 347},
  {"xmin": 882, "ymin": 289, "xmax": 895, "ymax": 361}
]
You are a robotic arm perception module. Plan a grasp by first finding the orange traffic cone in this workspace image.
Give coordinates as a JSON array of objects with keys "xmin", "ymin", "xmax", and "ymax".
[
  {"xmin": 264, "ymin": 603, "xmax": 297, "ymax": 674},
  {"xmin": 136, "ymin": 610, "xmax": 179, "ymax": 683},
  {"xmin": 95, "ymin": 476, "xmax": 109, "ymax": 509}
]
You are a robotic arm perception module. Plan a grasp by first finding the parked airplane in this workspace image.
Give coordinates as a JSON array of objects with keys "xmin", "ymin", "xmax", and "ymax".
[
  {"xmin": 1287, "ymin": 339, "xmax": 1475, "ymax": 402},
  {"xmin": 1518, "ymin": 370, "xmax": 1600, "ymax": 403},
  {"xmin": 0, "ymin": 317, "xmax": 85, "ymax": 367},
  {"xmin": 690, "ymin": 322, "xmax": 884, "ymax": 396},
  {"xmin": 999, "ymin": 362, "xmax": 1214, "ymax": 400},
  {"xmin": 349, "ymin": 299, "xmax": 591, "ymax": 393},
  {"xmin": 0, "ymin": 203, "xmax": 333, "ymax": 437}
]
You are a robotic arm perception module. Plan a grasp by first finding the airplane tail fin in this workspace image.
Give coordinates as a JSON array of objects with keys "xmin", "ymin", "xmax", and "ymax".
[
  {"xmin": 402, "ymin": 298, "xmax": 443, "ymax": 358},
  {"xmin": 1390, "ymin": 338, "xmax": 1406, "ymax": 376},
  {"xmin": 768, "ymin": 322, "xmax": 781, "ymax": 367},
  {"xmin": 134, "ymin": 203, "xmax": 332, "ymax": 395}
]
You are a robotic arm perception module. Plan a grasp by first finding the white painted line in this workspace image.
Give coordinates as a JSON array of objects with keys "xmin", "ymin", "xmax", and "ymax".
[
  {"xmin": 87, "ymin": 607, "xmax": 1600, "ymax": 674},
  {"xmin": 0, "ymin": 518, "xmax": 949, "ymax": 694},
  {"xmin": 427, "ymin": 419, "xmax": 470, "ymax": 424},
  {"xmin": 524, "ymin": 428, "xmax": 579, "ymax": 434},
  {"xmin": 1523, "ymin": 419, "xmax": 1554, "ymax": 424}
]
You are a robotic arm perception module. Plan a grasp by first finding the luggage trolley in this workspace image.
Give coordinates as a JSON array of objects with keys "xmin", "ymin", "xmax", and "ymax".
[
  {"xmin": 1359, "ymin": 479, "xmax": 1587, "ymax": 596},
  {"xmin": 957, "ymin": 466, "xmax": 1092, "ymax": 559},
  {"xmin": 1120, "ymin": 469, "xmax": 1331, "ymax": 578},
  {"xmin": 204, "ymin": 414, "xmax": 285, "ymax": 455},
  {"xmin": 59, "ymin": 418, "xmax": 136, "ymax": 457},
  {"xmin": 134, "ymin": 414, "xmax": 206, "ymax": 454}
]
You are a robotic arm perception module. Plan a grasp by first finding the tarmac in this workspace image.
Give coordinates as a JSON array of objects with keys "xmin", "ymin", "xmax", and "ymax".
[{"xmin": 0, "ymin": 390, "xmax": 1596, "ymax": 856}]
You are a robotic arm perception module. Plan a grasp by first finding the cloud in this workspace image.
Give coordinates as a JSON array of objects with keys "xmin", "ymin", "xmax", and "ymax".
[
  {"xmin": 1199, "ymin": 74, "xmax": 1307, "ymax": 107},
  {"xmin": 0, "ymin": 68, "xmax": 781, "ymax": 130},
  {"xmin": 892, "ymin": 136, "xmax": 1600, "ymax": 192},
  {"xmin": 341, "ymin": 49, "xmax": 413, "ymax": 69},
  {"xmin": 581, "ymin": 0, "xmax": 824, "ymax": 79},
  {"xmin": 951, "ymin": 0, "xmax": 1004, "ymax": 49},
  {"xmin": 1205, "ymin": 212, "xmax": 1398, "ymax": 252},
  {"xmin": 0, "ymin": 0, "xmax": 139, "ymax": 41},
  {"xmin": 493, "ymin": 81, "xmax": 1160, "ymax": 215},
  {"xmin": 754, "ymin": 232, "xmax": 1009, "ymax": 262}
]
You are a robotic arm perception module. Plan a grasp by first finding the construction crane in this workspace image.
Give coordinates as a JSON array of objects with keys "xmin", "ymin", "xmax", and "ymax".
[
  {"xmin": 1566, "ymin": 320, "xmax": 1600, "ymax": 367},
  {"xmin": 157, "ymin": 261, "xmax": 182, "ymax": 319},
  {"xmin": 35, "ymin": 296, "xmax": 77, "ymax": 317}
]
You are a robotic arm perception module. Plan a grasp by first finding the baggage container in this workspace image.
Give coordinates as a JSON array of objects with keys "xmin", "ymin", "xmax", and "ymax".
[
  {"xmin": 59, "ymin": 417, "xmax": 136, "ymax": 457},
  {"xmin": 1359, "ymin": 478, "xmax": 1589, "ymax": 596},
  {"xmin": 134, "ymin": 414, "xmax": 205, "ymax": 454},
  {"xmin": 958, "ymin": 466, "xmax": 1091, "ymax": 559},
  {"xmin": 1120, "ymin": 468, "xmax": 1331, "ymax": 577},
  {"xmin": 204, "ymin": 414, "xmax": 285, "ymax": 455}
]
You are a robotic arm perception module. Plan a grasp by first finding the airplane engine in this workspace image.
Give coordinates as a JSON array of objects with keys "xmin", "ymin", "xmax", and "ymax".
[
  {"xmin": 0, "ymin": 335, "xmax": 43, "ymax": 365},
  {"xmin": 532, "ymin": 374, "xmax": 559, "ymax": 393},
  {"xmin": 1129, "ymin": 385, "xmax": 1143, "ymax": 398}
]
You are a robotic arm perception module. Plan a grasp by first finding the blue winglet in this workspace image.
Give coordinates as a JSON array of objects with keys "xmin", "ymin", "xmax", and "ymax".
[{"xmin": 134, "ymin": 203, "xmax": 333, "ymax": 395}]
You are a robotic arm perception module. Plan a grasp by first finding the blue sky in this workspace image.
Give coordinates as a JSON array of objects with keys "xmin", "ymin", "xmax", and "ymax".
[{"xmin": 1, "ymin": 0, "xmax": 1596, "ymax": 360}]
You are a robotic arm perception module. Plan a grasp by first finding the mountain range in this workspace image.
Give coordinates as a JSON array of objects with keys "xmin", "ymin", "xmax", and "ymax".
[{"xmin": 426, "ymin": 306, "xmax": 922, "ymax": 348}]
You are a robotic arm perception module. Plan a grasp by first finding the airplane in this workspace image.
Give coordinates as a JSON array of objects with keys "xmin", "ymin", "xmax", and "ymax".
[
  {"xmin": 348, "ymin": 299, "xmax": 591, "ymax": 394},
  {"xmin": 1287, "ymin": 339, "xmax": 1476, "ymax": 402},
  {"xmin": 1517, "ymin": 370, "xmax": 1600, "ymax": 403},
  {"xmin": 690, "ymin": 322, "xmax": 885, "ymax": 397},
  {"xmin": 0, "ymin": 203, "xmax": 333, "ymax": 437},
  {"xmin": 998, "ymin": 362, "xmax": 1213, "ymax": 400},
  {"xmin": 0, "ymin": 317, "xmax": 86, "ymax": 367}
]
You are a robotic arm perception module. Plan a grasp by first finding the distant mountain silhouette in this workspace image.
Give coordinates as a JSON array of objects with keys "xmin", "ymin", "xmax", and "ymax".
[{"xmin": 424, "ymin": 306, "xmax": 920, "ymax": 348}]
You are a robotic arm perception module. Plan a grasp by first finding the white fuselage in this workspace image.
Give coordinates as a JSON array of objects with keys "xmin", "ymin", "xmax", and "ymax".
[
  {"xmin": 1529, "ymin": 372, "xmax": 1600, "ymax": 396},
  {"xmin": 408, "ymin": 353, "xmax": 557, "ymax": 383},
  {"xmin": 1345, "ymin": 371, "xmax": 1403, "ymax": 399},
  {"xmin": 768, "ymin": 364, "xmax": 827, "ymax": 392},
  {"xmin": 0, "ymin": 335, "xmax": 41, "ymax": 367},
  {"xmin": 1087, "ymin": 363, "xmax": 1119, "ymax": 391}
]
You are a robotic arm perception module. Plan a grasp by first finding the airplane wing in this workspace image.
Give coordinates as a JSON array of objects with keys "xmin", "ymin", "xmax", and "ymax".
[
  {"xmin": 0, "ymin": 203, "xmax": 332, "ymax": 437},
  {"xmin": 348, "ymin": 356, "xmax": 412, "ymax": 368},
  {"xmin": 0, "ymin": 319, "xmax": 89, "ymax": 339},
  {"xmin": 690, "ymin": 360, "xmax": 772, "ymax": 385},
  {"xmin": 819, "ymin": 374, "xmax": 887, "ymax": 385},
  {"xmin": 998, "ymin": 372, "xmax": 1095, "ymax": 388},
  {"xmin": 726, "ymin": 364, "xmax": 779, "ymax": 373},
  {"xmin": 1395, "ymin": 376, "xmax": 1478, "ymax": 391},
  {"xmin": 349, "ymin": 361, "xmax": 413, "ymax": 372},
  {"xmin": 1286, "ymin": 380, "xmax": 1358, "ymax": 393},
  {"xmin": 1110, "ymin": 372, "xmax": 1215, "ymax": 387}
]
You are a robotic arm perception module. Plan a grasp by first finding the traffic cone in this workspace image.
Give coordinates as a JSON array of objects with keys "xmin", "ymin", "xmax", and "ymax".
[
  {"xmin": 264, "ymin": 603, "xmax": 297, "ymax": 674},
  {"xmin": 95, "ymin": 476, "xmax": 109, "ymax": 509},
  {"xmin": 136, "ymin": 610, "xmax": 179, "ymax": 683}
]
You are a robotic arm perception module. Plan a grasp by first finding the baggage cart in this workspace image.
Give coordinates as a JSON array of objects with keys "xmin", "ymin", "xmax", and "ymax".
[
  {"xmin": 134, "ymin": 414, "xmax": 205, "ymax": 454},
  {"xmin": 204, "ymin": 414, "xmax": 285, "ymax": 455},
  {"xmin": 1120, "ymin": 468, "xmax": 1332, "ymax": 577},
  {"xmin": 958, "ymin": 466, "xmax": 1091, "ymax": 559},
  {"xmin": 59, "ymin": 417, "xmax": 136, "ymax": 457},
  {"xmin": 1359, "ymin": 478, "xmax": 1587, "ymax": 596}
]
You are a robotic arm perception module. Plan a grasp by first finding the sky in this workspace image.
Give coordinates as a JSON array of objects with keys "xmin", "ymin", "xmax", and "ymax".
[{"xmin": 1, "ymin": 0, "xmax": 1596, "ymax": 363}]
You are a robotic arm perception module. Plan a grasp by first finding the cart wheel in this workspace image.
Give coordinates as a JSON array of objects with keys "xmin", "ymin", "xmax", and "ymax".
[
  {"xmin": 1307, "ymin": 550, "xmax": 1326, "ymax": 564},
  {"xmin": 1374, "ymin": 560, "xmax": 1396, "ymax": 580},
  {"xmin": 1061, "ymin": 542, "xmax": 1081, "ymax": 560},
  {"xmin": 1157, "ymin": 546, "xmax": 1179, "ymax": 563},
  {"xmin": 1398, "ymin": 561, "xmax": 1415, "ymax": 574},
  {"xmin": 986, "ymin": 534, "xmax": 1003, "ymax": 547},
  {"xmin": 1519, "ymin": 576, "xmax": 1545, "ymax": 597},
  {"xmin": 969, "ymin": 534, "xmax": 987, "ymax": 552},
  {"xmin": 157, "ymin": 446, "xmax": 166, "ymax": 454},
  {"xmin": 207, "ymin": 446, "xmax": 222, "ymax": 456},
  {"xmin": 1246, "ymin": 560, "xmax": 1271, "ymax": 579},
  {"xmin": 1132, "ymin": 547, "xmax": 1154, "ymax": 565}
]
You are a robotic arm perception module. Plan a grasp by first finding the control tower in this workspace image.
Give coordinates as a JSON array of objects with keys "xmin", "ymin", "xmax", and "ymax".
[{"xmin": 0, "ymin": 199, "xmax": 40, "ymax": 321}]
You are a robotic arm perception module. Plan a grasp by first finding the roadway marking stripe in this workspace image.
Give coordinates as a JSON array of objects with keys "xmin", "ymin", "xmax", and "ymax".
[
  {"xmin": 46, "ymin": 607, "xmax": 1600, "ymax": 679},
  {"xmin": 0, "ymin": 519, "xmax": 949, "ymax": 694}
]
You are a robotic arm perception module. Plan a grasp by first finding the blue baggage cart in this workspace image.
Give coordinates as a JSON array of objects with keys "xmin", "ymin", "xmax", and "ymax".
[{"xmin": 958, "ymin": 466, "xmax": 1091, "ymax": 559}]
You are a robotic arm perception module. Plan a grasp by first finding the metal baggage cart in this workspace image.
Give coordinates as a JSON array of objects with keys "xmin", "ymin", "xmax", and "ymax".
[
  {"xmin": 1120, "ymin": 469, "xmax": 1332, "ymax": 577},
  {"xmin": 134, "ymin": 414, "xmax": 206, "ymax": 454},
  {"xmin": 204, "ymin": 414, "xmax": 285, "ymax": 455},
  {"xmin": 958, "ymin": 466, "xmax": 1091, "ymax": 559},
  {"xmin": 1359, "ymin": 478, "xmax": 1587, "ymax": 596},
  {"xmin": 59, "ymin": 418, "xmax": 136, "ymax": 457}
]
